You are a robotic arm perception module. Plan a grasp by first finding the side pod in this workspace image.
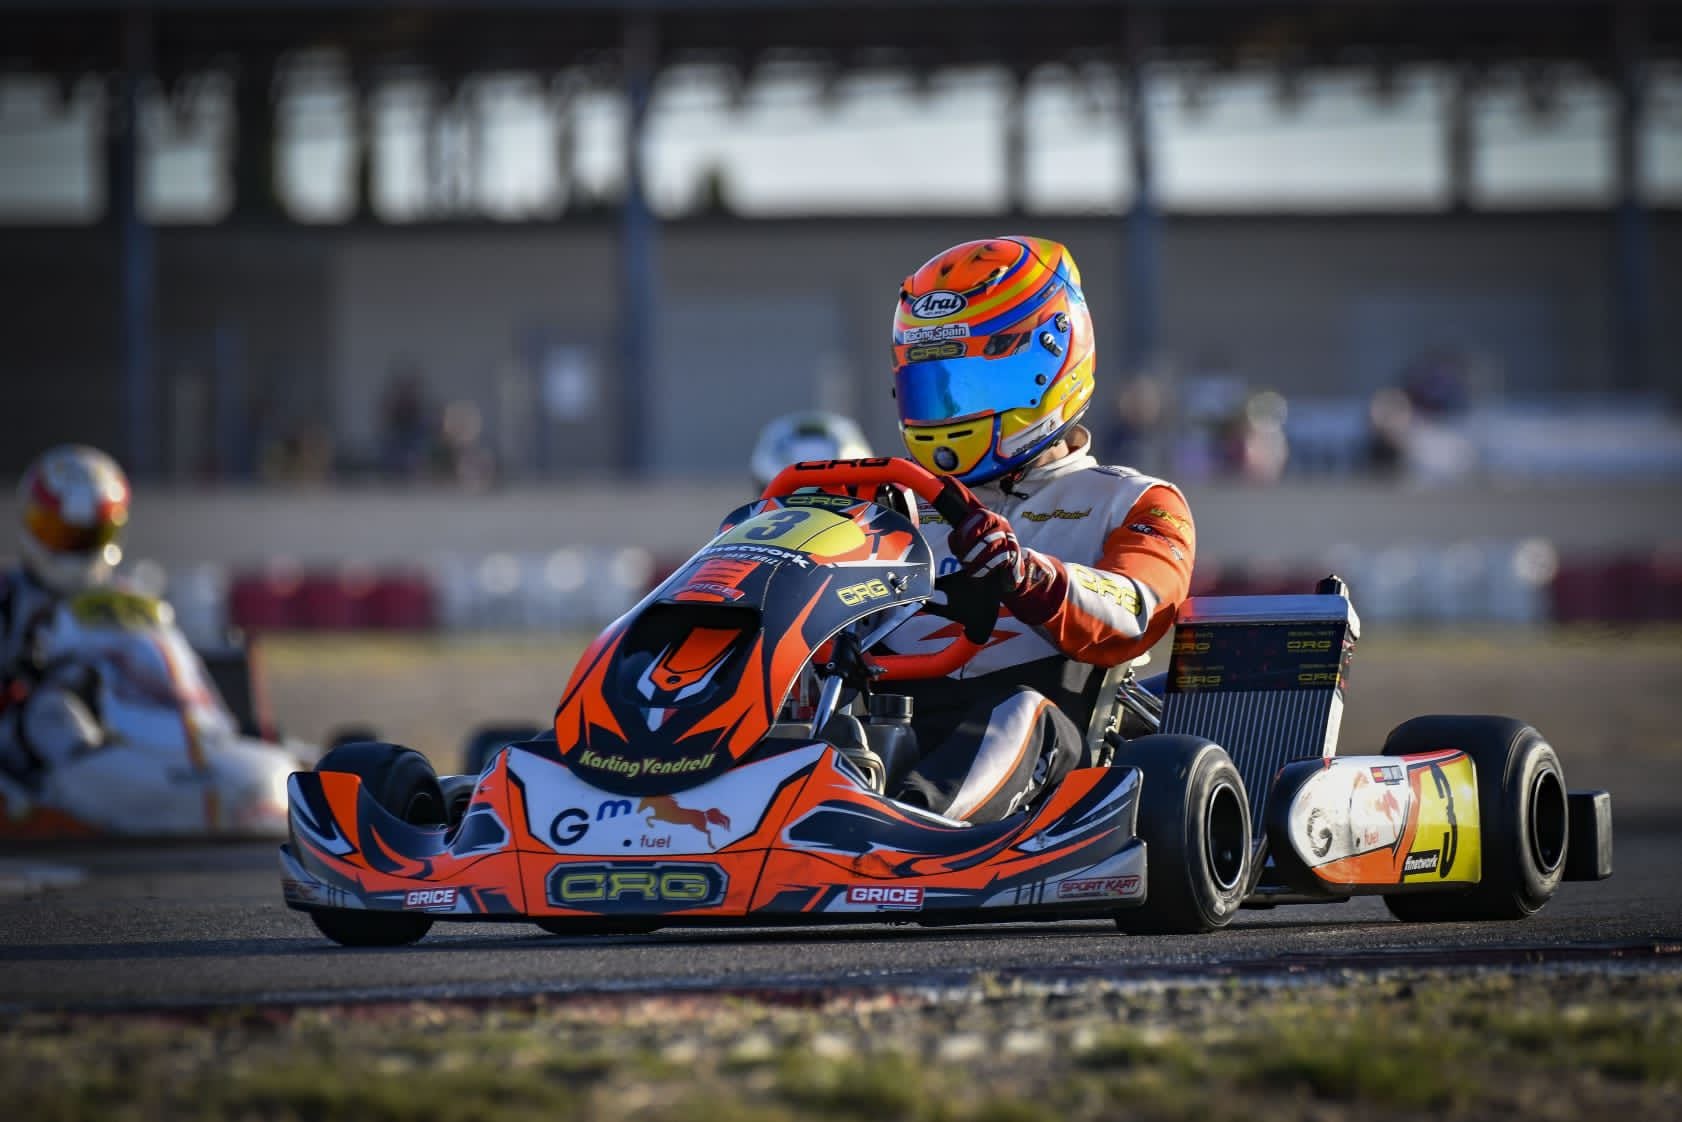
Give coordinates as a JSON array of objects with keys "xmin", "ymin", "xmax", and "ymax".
[{"xmin": 1265, "ymin": 751, "xmax": 1482, "ymax": 896}]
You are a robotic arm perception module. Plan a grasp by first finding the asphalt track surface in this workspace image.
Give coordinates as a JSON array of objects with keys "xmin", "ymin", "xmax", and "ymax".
[{"xmin": 2, "ymin": 825, "xmax": 1677, "ymax": 1013}]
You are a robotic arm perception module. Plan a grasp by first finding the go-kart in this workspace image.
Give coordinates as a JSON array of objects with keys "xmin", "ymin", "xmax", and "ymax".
[
  {"xmin": 280, "ymin": 458, "xmax": 1612, "ymax": 946},
  {"xmin": 0, "ymin": 588, "xmax": 310, "ymax": 838}
]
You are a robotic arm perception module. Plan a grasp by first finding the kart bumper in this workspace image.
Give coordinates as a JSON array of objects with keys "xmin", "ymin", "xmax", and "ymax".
[{"xmin": 281, "ymin": 742, "xmax": 1150, "ymax": 927}]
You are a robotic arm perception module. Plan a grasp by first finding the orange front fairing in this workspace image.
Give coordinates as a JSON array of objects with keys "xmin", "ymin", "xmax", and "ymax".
[
  {"xmin": 282, "ymin": 752, "xmax": 529, "ymax": 917},
  {"xmin": 283, "ymin": 738, "xmax": 1149, "ymax": 925},
  {"xmin": 748, "ymin": 751, "xmax": 1142, "ymax": 915},
  {"xmin": 552, "ymin": 493, "xmax": 934, "ymax": 797}
]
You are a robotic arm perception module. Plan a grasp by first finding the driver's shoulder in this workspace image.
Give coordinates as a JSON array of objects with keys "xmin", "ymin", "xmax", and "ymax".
[{"xmin": 1038, "ymin": 460, "xmax": 1181, "ymax": 518}]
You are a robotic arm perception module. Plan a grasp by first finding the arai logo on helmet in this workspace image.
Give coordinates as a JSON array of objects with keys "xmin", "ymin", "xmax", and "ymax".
[{"xmin": 909, "ymin": 290, "xmax": 967, "ymax": 319}]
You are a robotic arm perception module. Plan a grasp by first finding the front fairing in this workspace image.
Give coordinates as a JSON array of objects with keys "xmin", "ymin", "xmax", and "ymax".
[
  {"xmin": 282, "ymin": 737, "xmax": 1147, "ymax": 922},
  {"xmin": 551, "ymin": 495, "xmax": 934, "ymax": 795}
]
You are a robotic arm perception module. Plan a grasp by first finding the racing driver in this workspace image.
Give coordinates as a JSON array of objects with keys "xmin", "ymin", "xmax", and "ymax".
[
  {"xmin": 882, "ymin": 236, "xmax": 1195, "ymax": 823},
  {"xmin": 0, "ymin": 445, "xmax": 132, "ymax": 784}
]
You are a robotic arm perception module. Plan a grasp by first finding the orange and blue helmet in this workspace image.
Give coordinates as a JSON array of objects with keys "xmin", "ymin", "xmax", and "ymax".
[{"xmin": 891, "ymin": 236, "xmax": 1095, "ymax": 485}]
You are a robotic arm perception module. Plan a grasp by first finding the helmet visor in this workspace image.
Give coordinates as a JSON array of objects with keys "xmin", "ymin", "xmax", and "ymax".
[
  {"xmin": 894, "ymin": 347, "xmax": 1059, "ymax": 426},
  {"xmin": 25, "ymin": 504, "xmax": 125, "ymax": 554}
]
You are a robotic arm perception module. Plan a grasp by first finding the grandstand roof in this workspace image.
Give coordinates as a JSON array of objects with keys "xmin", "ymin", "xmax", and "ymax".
[{"xmin": 4, "ymin": 2, "xmax": 1676, "ymax": 84}]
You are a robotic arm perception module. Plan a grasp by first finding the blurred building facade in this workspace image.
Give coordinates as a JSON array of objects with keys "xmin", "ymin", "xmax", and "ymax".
[
  {"xmin": 2, "ymin": 0, "xmax": 1679, "ymax": 481},
  {"xmin": 3, "ymin": 212, "xmax": 1680, "ymax": 480}
]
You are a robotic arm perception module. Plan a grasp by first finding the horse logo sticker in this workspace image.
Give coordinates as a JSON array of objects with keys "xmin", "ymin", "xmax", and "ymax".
[{"xmin": 639, "ymin": 795, "xmax": 732, "ymax": 846}]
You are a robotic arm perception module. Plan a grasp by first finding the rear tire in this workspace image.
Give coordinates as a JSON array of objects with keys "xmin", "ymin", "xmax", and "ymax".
[
  {"xmin": 1114, "ymin": 734, "xmax": 1251, "ymax": 935},
  {"xmin": 324, "ymin": 725, "xmax": 383, "ymax": 751},
  {"xmin": 1381, "ymin": 716, "xmax": 1567, "ymax": 923},
  {"xmin": 461, "ymin": 723, "xmax": 543, "ymax": 776},
  {"xmin": 309, "ymin": 741, "xmax": 444, "ymax": 947}
]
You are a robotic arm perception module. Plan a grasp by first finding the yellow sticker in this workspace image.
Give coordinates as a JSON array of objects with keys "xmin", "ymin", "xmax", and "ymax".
[
  {"xmin": 1404, "ymin": 754, "xmax": 1482, "ymax": 884},
  {"xmin": 68, "ymin": 589, "xmax": 166, "ymax": 630},
  {"xmin": 715, "ymin": 507, "xmax": 865, "ymax": 556}
]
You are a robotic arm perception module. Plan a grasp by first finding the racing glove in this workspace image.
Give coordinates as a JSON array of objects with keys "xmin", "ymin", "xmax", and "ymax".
[{"xmin": 947, "ymin": 507, "xmax": 1065, "ymax": 627}]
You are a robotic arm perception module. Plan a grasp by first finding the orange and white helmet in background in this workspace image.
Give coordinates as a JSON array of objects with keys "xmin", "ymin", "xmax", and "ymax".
[
  {"xmin": 891, "ymin": 236, "xmax": 1096, "ymax": 485},
  {"xmin": 18, "ymin": 445, "xmax": 131, "ymax": 594}
]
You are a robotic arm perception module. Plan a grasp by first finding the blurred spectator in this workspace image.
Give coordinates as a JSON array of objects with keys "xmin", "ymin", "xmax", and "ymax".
[
  {"xmin": 259, "ymin": 419, "xmax": 336, "ymax": 485},
  {"xmin": 1172, "ymin": 368, "xmax": 1246, "ymax": 481},
  {"xmin": 1217, "ymin": 390, "xmax": 1290, "ymax": 483},
  {"xmin": 1102, "ymin": 375, "xmax": 1169, "ymax": 475},
  {"xmin": 378, "ymin": 361, "xmax": 437, "ymax": 479},
  {"xmin": 439, "ymin": 399, "xmax": 496, "ymax": 490},
  {"xmin": 1172, "ymin": 362, "xmax": 1291, "ymax": 483},
  {"xmin": 1399, "ymin": 347, "xmax": 1475, "ymax": 417},
  {"xmin": 1367, "ymin": 348, "xmax": 1482, "ymax": 485},
  {"xmin": 1365, "ymin": 386, "xmax": 1413, "ymax": 477}
]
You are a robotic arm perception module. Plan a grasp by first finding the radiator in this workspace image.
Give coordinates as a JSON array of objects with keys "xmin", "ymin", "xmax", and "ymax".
[{"xmin": 1158, "ymin": 590, "xmax": 1361, "ymax": 833}]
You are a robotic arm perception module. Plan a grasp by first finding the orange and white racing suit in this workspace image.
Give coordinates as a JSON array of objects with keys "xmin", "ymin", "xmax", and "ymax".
[{"xmin": 885, "ymin": 427, "xmax": 1196, "ymax": 822}]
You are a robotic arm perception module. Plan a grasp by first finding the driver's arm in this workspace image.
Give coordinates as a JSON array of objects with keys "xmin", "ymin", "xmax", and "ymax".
[{"xmin": 1006, "ymin": 485, "xmax": 1195, "ymax": 667}]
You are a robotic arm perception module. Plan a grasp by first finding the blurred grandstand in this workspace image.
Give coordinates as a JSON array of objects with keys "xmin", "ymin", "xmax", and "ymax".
[{"xmin": 1, "ymin": 1, "xmax": 1678, "ymax": 630}]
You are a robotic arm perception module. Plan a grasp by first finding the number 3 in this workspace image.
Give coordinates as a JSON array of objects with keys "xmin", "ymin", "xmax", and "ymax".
[{"xmin": 743, "ymin": 509, "xmax": 810, "ymax": 541}]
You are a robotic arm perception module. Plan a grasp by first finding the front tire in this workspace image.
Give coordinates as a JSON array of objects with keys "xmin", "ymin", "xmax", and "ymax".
[
  {"xmin": 309, "ymin": 741, "xmax": 444, "ymax": 947},
  {"xmin": 1114, "ymin": 735, "xmax": 1251, "ymax": 935},
  {"xmin": 1382, "ymin": 716, "xmax": 1568, "ymax": 923}
]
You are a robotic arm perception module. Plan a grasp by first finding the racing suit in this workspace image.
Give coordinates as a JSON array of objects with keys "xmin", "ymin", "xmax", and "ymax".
[
  {"xmin": 885, "ymin": 427, "xmax": 1195, "ymax": 823},
  {"xmin": 0, "ymin": 566, "xmax": 103, "ymax": 784}
]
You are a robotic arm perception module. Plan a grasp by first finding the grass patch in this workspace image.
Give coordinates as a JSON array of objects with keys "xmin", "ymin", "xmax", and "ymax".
[
  {"xmin": 6, "ymin": 970, "xmax": 1681, "ymax": 1122},
  {"xmin": 1240, "ymin": 1019, "xmax": 1471, "ymax": 1109},
  {"xmin": 773, "ymin": 1052, "xmax": 929, "ymax": 1119}
]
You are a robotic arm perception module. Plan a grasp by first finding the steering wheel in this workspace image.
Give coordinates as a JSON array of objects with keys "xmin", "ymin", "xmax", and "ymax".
[{"xmin": 759, "ymin": 457, "xmax": 995, "ymax": 681}]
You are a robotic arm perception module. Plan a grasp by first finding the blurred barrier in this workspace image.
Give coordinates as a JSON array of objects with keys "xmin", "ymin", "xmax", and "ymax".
[
  {"xmin": 164, "ymin": 539, "xmax": 1682, "ymax": 641},
  {"xmin": 216, "ymin": 548, "xmax": 653, "ymax": 636},
  {"xmin": 1551, "ymin": 548, "xmax": 1682, "ymax": 625}
]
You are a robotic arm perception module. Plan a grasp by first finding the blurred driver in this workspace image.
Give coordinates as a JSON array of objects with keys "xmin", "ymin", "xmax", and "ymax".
[
  {"xmin": 0, "ymin": 445, "xmax": 131, "ymax": 783},
  {"xmin": 884, "ymin": 237, "xmax": 1196, "ymax": 822},
  {"xmin": 749, "ymin": 411, "xmax": 874, "ymax": 492}
]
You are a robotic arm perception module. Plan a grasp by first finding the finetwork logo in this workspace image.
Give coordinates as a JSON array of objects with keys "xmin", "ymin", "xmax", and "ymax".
[{"xmin": 1403, "ymin": 850, "xmax": 1441, "ymax": 876}]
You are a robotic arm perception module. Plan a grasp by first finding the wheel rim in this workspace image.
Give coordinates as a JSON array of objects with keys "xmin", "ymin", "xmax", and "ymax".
[
  {"xmin": 1528, "ymin": 767, "xmax": 1567, "ymax": 875},
  {"xmin": 1204, "ymin": 780, "xmax": 1247, "ymax": 892}
]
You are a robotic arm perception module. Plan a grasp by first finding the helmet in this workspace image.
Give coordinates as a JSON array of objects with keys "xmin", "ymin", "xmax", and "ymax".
[
  {"xmin": 891, "ymin": 236, "xmax": 1095, "ymax": 485},
  {"xmin": 749, "ymin": 411, "xmax": 874, "ymax": 491},
  {"xmin": 17, "ymin": 445, "xmax": 131, "ymax": 594}
]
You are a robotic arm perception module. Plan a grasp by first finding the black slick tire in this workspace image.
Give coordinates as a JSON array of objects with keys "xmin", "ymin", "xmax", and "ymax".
[
  {"xmin": 309, "ymin": 741, "xmax": 445, "ymax": 947},
  {"xmin": 1113, "ymin": 734, "xmax": 1251, "ymax": 935},
  {"xmin": 461, "ymin": 724, "xmax": 543, "ymax": 776},
  {"xmin": 1381, "ymin": 715, "xmax": 1568, "ymax": 923}
]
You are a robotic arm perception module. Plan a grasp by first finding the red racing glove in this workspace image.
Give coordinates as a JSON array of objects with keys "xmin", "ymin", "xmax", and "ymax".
[{"xmin": 947, "ymin": 507, "xmax": 1066, "ymax": 626}]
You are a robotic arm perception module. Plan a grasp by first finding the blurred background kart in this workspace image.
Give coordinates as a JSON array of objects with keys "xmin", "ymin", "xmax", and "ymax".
[{"xmin": 0, "ymin": 588, "xmax": 313, "ymax": 837}]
